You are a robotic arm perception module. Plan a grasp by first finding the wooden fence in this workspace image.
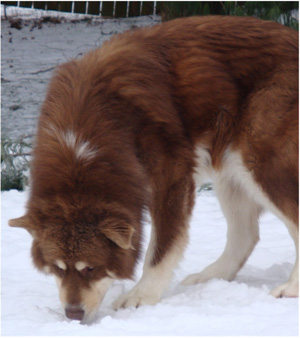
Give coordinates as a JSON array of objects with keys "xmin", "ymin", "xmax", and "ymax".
[{"xmin": 1, "ymin": 1, "xmax": 159, "ymax": 18}]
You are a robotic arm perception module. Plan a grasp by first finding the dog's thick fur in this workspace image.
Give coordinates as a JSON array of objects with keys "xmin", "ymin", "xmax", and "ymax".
[{"xmin": 9, "ymin": 16, "xmax": 298, "ymax": 323}]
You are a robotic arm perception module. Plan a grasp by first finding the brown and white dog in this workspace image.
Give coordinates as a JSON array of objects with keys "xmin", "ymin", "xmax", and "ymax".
[{"xmin": 9, "ymin": 16, "xmax": 298, "ymax": 323}]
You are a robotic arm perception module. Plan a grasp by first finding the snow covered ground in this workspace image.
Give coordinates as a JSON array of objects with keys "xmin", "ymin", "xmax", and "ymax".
[
  {"xmin": 1, "ymin": 5, "xmax": 161, "ymax": 141},
  {"xmin": 1, "ymin": 189, "xmax": 298, "ymax": 336}
]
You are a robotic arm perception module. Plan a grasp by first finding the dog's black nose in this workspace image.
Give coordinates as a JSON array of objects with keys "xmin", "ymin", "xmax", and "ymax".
[{"xmin": 65, "ymin": 305, "xmax": 85, "ymax": 321}]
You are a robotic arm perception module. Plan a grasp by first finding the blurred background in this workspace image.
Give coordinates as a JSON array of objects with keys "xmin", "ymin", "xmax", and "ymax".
[{"xmin": 2, "ymin": 1, "xmax": 299, "ymax": 26}]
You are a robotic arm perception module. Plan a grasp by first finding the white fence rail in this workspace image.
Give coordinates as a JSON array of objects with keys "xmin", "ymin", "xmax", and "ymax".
[{"xmin": 3, "ymin": 1, "xmax": 158, "ymax": 18}]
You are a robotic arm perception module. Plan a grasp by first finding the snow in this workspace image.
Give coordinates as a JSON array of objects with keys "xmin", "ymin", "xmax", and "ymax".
[
  {"xmin": 1, "ymin": 5, "xmax": 161, "ymax": 141},
  {"xmin": 1, "ymin": 6, "xmax": 299, "ymax": 336},
  {"xmin": 1, "ymin": 189, "xmax": 299, "ymax": 336}
]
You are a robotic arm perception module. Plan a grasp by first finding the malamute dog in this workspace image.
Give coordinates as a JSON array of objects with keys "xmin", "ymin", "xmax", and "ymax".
[{"xmin": 9, "ymin": 16, "xmax": 298, "ymax": 323}]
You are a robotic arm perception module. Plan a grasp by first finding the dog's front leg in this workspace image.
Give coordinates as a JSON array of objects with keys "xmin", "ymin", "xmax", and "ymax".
[{"xmin": 113, "ymin": 176, "xmax": 195, "ymax": 309}]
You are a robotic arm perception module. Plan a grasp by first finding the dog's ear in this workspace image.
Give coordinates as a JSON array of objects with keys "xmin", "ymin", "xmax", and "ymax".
[
  {"xmin": 102, "ymin": 223, "xmax": 135, "ymax": 250},
  {"xmin": 9, "ymin": 215, "xmax": 36, "ymax": 238},
  {"xmin": 9, "ymin": 215, "xmax": 31, "ymax": 229}
]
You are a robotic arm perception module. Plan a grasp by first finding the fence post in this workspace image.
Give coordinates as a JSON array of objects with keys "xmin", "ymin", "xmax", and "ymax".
[
  {"xmin": 8, "ymin": 1, "xmax": 157, "ymax": 18},
  {"xmin": 99, "ymin": 1, "xmax": 103, "ymax": 16},
  {"xmin": 140, "ymin": 1, "xmax": 143, "ymax": 16},
  {"xmin": 113, "ymin": 1, "xmax": 116, "ymax": 17}
]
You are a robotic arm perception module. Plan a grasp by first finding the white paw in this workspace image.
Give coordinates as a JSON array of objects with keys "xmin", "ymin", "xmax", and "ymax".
[
  {"xmin": 181, "ymin": 272, "xmax": 210, "ymax": 286},
  {"xmin": 112, "ymin": 288, "xmax": 160, "ymax": 310},
  {"xmin": 270, "ymin": 282, "xmax": 299, "ymax": 298}
]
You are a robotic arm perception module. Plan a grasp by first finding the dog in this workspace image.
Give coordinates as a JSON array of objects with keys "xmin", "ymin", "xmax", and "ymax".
[{"xmin": 9, "ymin": 16, "xmax": 298, "ymax": 323}]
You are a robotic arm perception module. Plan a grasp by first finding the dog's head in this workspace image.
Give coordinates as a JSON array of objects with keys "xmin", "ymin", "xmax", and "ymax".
[{"xmin": 9, "ymin": 200, "xmax": 141, "ymax": 323}]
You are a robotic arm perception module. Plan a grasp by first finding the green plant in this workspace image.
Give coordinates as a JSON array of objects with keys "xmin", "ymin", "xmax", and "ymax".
[
  {"xmin": 160, "ymin": 1, "xmax": 298, "ymax": 29},
  {"xmin": 1, "ymin": 135, "xmax": 32, "ymax": 191}
]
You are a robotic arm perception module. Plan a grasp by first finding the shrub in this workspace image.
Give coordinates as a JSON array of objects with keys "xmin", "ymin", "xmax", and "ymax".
[
  {"xmin": 1, "ymin": 136, "xmax": 32, "ymax": 191},
  {"xmin": 160, "ymin": 1, "xmax": 299, "ymax": 29}
]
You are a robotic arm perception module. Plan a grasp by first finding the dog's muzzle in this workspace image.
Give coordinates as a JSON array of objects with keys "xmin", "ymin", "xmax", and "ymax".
[{"xmin": 65, "ymin": 305, "xmax": 85, "ymax": 321}]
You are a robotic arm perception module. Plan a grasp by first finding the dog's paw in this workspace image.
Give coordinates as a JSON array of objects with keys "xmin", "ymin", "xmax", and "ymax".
[
  {"xmin": 270, "ymin": 282, "xmax": 299, "ymax": 298},
  {"xmin": 181, "ymin": 272, "xmax": 209, "ymax": 286},
  {"xmin": 181, "ymin": 264, "xmax": 235, "ymax": 286},
  {"xmin": 112, "ymin": 288, "xmax": 160, "ymax": 310}
]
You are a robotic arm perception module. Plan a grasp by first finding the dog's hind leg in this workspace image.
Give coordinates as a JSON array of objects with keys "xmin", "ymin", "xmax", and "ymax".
[
  {"xmin": 270, "ymin": 219, "xmax": 298, "ymax": 298},
  {"xmin": 113, "ymin": 173, "xmax": 195, "ymax": 309},
  {"xmin": 182, "ymin": 175, "xmax": 262, "ymax": 285}
]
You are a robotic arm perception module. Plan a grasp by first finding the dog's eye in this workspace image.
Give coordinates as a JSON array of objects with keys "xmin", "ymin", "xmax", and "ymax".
[
  {"xmin": 52, "ymin": 260, "xmax": 67, "ymax": 276},
  {"xmin": 79, "ymin": 266, "xmax": 95, "ymax": 277},
  {"xmin": 83, "ymin": 267, "xmax": 94, "ymax": 273},
  {"xmin": 52, "ymin": 264, "xmax": 66, "ymax": 277}
]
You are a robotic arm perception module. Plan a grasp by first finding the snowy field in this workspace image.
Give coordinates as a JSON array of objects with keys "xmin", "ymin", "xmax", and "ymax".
[
  {"xmin": 2, "ymin": 189, "xmax": 299, "ymax": 336},
  {"xmin": 1, "ymin": 5, "xmax": 299, "ymax": 337}
]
